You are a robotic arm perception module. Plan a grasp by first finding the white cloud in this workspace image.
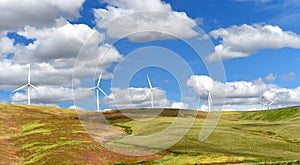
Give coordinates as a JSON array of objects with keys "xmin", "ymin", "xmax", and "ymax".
[
  {"xmin": 0, "ymin": 21, "xmax": 123, "ymax": 105},
  {"xmin": 103, "ymin": 87, "xmax": 169, "ymax": 109},
  {"xmin": 102, "ymin": 0, "xmax": 173, "ymax": 12},
  {"xmin": 11, "ymin": 86, "xmax": 92, "ymax": 104},
  {"xmin": 0, "ymin": 0, "xmax": 85, "ymax": 31},
  {"xmin": 94, "ymin": 0, "xmax": 198, "ymax": 42},
  {"xmin": 186, "ymin": 75, "xmax": 213, "ymax": 92},
  {"xmin": 199, "ymin": 105, "xmax": 209, "ymax": 111},
  {"xmin": 170, "ymin": 102, "xmax": 189, "ymax": 109},
  {"xmin": 187, "ymin": 75, "xmax": 266, "ymax": 103},
  {"xmin": 0, "ymin": 20, "xmax": 123, "ymax": 83},
  {"xmin": 69, "ymin": 105, "xmax": 84, "ymax": 110},
  {"xmin": 207, "ymin": 24, "xmax": 300, "ymax": 61},
  {"xmin": 265, "ymin": 73, "xmax": 276, "ymax": 82},
  {"xmin": 187, "ymin": 75, "xmax": 300, "ymax": 110},
  {"xmin": 15, "ymin": 21, "xmax": 98, "ymax": 63},
  {"xmin": 0, "ymin": 37, "xmax": 15, "ymax": 56}
]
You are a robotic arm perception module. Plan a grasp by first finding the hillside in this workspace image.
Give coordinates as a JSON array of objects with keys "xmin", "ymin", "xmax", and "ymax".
[{"xmin": 0, "ymin": 104, "xmax": 300, "ymax": 164}]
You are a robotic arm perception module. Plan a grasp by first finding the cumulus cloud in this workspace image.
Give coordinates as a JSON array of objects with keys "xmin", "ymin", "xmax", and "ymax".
[
  {"xmin": 207, "ymin": 24, "xmax": 300, "ymax": 61},
  {"xmin": 170, "ymin": 102, "xmax": 189, "ymax": 109},
  {"xmin": 0, "ymin": 37, "xmax": 15, "ymax": 56},
  {"xmin": 187, "ymin": 75, "xmax": 266, "ymax": 104},
  {"xmin": 0, "ymin": 20, "xmax": 123, "ymax": 82},
  {"xmin": 94, "ymin": 0, "xmax": 198, "ymax": 42},
  {"xmin": 11, "ymin": 86, "xmax": 92, "ymax": 104},
  {"xmin": 187, "ymin": 75, "xmax": 300, "ymax": 110},
  {"xmin": 103, "ymin": 87, "xmax": 169, "ymax": 109},
  {"xmin": 0, "ymin": 20, "xmax": 123, "ymax": 105},
  {"xmin": 186, "ymin": 75, "xmax": 214, "ymax": 92},
  {"xmin": 15, "ymin": 21, "xmax": 98, "ymax": 63},
  {"xmin": 0, "ymin": 0, "xmax": 85, "ymax": 31}
]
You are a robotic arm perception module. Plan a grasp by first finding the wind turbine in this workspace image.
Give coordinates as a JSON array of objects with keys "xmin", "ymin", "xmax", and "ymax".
[
  {"xmin": 198, "ymin": 76, "xmax": 213, "ymax": 111},
  {"xmin": 258, "ymin": 94, "xmax": 278, "ymax": 110},
  {"xmin": 13, "ymin": 65, "xmax": 39, "ymax": 105},
  {"xmin": 88, "ymin": 72, "xmax": 107, "ymax": 111},
  {"xmin": 143, "ymin": 74, "xmax": 154, "ymax": 108}
]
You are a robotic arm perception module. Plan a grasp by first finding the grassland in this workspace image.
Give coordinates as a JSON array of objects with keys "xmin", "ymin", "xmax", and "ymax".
[{"xmin": 0, "ymin": 104, "xmax": 299, "ymax": 164}]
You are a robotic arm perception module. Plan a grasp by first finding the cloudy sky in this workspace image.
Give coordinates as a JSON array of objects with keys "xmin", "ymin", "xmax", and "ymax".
[{"xmin": 0, "ymin": 0, "xmax": 300, "ymax": 111}]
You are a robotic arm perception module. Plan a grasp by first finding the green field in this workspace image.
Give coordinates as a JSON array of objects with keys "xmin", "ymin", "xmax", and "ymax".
[{"xmin": 0, "ymin": 104, "xmax": 300, "ymax": 164}]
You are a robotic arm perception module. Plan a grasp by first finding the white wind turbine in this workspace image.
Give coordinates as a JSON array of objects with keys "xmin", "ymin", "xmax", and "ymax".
[
  {"xmin": 258, "ymin": 93, "xmax": 278, "ymax": 110},
  {"xmin": 203, "ymin": 80, "xmax": 213, "ymax": 111},
  {"xmin": 13, "ymin": 65, "xmax": 39, "ymax": 105},
  {"xmin": 197, "ymin": 76, "xmax": 214, "ymax": 111},
  {"xmin": 88, "ymin": 72, "xmax": 107, "ymax": 111},
  {"xmin": 143, "ymin": 74, "xmax": 154, "ymax": 108}
]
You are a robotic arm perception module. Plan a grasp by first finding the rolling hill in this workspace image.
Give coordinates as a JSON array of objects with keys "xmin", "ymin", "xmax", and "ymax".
[{"xmin": 0, "ymin": 104, "xmax": 299, "ymax": 164}]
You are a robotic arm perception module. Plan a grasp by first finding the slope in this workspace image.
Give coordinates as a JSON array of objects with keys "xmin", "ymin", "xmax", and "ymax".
[{"xmin": 0, "ymin": 104, "xmax": 299, "ymax": 164}]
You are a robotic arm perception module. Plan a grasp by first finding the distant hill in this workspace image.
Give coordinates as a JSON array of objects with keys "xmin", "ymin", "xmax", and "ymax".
[{"xmin": 0, "ymin": 104, "xmax": 299, "ymax": 164}]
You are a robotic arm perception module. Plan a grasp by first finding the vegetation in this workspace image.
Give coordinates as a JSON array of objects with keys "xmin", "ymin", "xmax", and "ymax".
[{"xmin": 0, "ymin": 104, "xmax": 299, "ymax": 164}]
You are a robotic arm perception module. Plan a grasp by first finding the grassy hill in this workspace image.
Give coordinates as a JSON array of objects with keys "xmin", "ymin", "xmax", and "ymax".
[{"xmin": 0, "ymin": 104, "xmax": 299, "ymax": 164}]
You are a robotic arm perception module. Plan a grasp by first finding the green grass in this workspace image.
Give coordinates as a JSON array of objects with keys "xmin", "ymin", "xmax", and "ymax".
[
  {"xmin": 108, "ymin": 108, "xmax": 300, "ymax": 164},
  {"xmin": 241, "ymin": 106, "xmax": 300, "ymax": 121},
  {"xmin": 23, "ymin": 140, "xmax": 90, "ymax": 165},
  {"xmin": 1, "ymin": 104, "xmax": 300, "ymax": 164}
]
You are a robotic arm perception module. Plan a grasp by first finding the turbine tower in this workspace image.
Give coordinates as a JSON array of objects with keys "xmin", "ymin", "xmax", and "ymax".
[
  {"xmin": 13, "ymin": 65, "xmax": 39, "ymax": 105},
  {"xmin": 89, "ymin": 72, "xmax": 107, "ymax": 111},
  {"xmin": 207, "ymin": 89, "xmax": 212, "ymax": 111},
  {"xmin": 200, "ymin": 76, "xmax": 213, "ymax": 111},
  {"xmin": 143, "ymin": 74, "xmax": 154, "ymax": 108}
]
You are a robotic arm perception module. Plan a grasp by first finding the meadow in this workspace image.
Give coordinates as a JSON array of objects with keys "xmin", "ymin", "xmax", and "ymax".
[{"xmin": 0, "ymin": 104, "xmax": 299, "ymax": 164}]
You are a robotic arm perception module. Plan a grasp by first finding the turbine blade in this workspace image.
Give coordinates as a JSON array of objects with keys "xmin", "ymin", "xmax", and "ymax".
[
  {"xmin": 97, "ymin": 71, "xmax": 103, "ymax": 87},
  {"xmin": 30, "ymin": 84, "xmax": 42, "ymax": 93},
  {"xmin": 98, "ymin": 87, "xmax": 108, "ymax": 96},
  {"xmin": 86, "ymin": 87, "xmax": 96, "ymax": 90},
  {"xmin": 13, "ymin": 84, "xmax": 28, "ymax": 92},
  {"xmin": 155, "ymin": 87, "xmax": 167, "ymax": 94},
  {"xmin": 143, "ymin": 90, "xmax": 151, "ymax": 100},
  {"xmin": 28, "ymin": 64, "xmax": 31, "ymax": 84},
  {"xmin": 147, "ymin": 74, "xmax": 153, "ymax": 89},
  {"xmin": 264, "ymin": 96, "xmax": 272, "ymax": 102},
  {"xmin": 270, "ymin": 97, "xmax": 278, "ymax": 105}
]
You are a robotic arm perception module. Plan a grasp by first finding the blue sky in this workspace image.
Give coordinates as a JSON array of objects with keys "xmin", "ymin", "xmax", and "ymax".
[{"xmin": 0, "ymin": 0, "xmax": 300, "ymax": 110}]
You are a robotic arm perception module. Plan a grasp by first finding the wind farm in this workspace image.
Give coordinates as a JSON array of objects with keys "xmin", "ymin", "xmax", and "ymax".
[{"xmin": 0, "ymin": 0, "xmax": 300, "ymax": 164}]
